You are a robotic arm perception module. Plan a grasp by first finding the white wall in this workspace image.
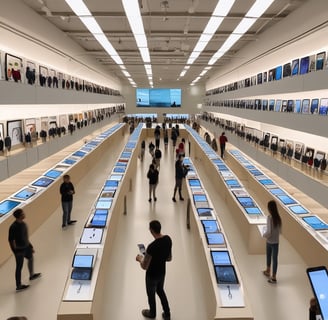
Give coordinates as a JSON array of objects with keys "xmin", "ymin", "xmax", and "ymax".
[
  {"xmin": 0, "ymin": 0, "xmax": 121, "ymax": 91},
  {"xmin": 122, "ymin": 83, "xmax": 205, "ymax": 117},
  {"xmin": 206, "ymin": 0, "xmax": 328, "ymax": 90}
]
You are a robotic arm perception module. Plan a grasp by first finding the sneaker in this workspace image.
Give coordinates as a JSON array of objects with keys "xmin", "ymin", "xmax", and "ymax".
[
  {"xmin": 172, "ymin": 197, "xmax": 176, "ymax": 202},
  {"xmin": 141, "ymin": 309, "xmax": 155, "ymax": 319},
  {"xmin": 62, "ymin": 224, "xmax": 66, "ymax": 228},
  {"xmin": 179, "ymin": 197, "xmax": 184, "ymax": 201},
  {"xmin": 162, "ymin": 312, "xmax": 171, "ymax": 320},
  {"xmin": 268, "ymin": 278, "xmax": 277, "ymax": 284},
  {"xmin": 30, "ymin": 273, "xmax": 41, "ymax": 280},
  {"xmin": 262, "ymin": 270, "xmax": 270, "ymax": 277},
  {"xmin": 68, "ymin": 220, "xmax": 77, "ymax": 225},
  {"xmin": 16, "ymin": 284, "xmax": 29, "ymax": 291},
  {"xmin": 154, "ymin": 197, "xmax": 157, "ymax": 202},
  {"xmin": 148, "ymin": 198, "xmax": 152, "ymax": 202}
]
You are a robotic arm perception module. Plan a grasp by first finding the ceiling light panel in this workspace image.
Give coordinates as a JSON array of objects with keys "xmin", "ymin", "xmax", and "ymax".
[
  {"xmin": 213, "ymin": 0, "xmax": 236, "ymax": 17},
  {"xmin": 246, "ymin": 0, "xmax": 275, "ymax": 18},
  {"xmin": 65, "ymin": 0, "xmax": 91, "ymax": 16},
  {"xmin": 79, "ymin": 16, "xmax": 103, "ymax": 34},
  {"xmin": 233, "ymin": 17, "xmax": 257, "ymax": 34}
]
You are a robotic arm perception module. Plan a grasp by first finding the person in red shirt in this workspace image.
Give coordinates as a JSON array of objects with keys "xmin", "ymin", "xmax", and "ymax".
[{"xmin": 219, "ymin": 132, "xmax": 228, "ymax": 158}]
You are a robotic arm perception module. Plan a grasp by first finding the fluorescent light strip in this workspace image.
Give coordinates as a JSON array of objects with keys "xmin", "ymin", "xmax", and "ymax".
[
  {"xmin": 65, "ymin": 0, "xmax": 91, "ymax": 16},
  {"xmin": 80, "ymin": 16, "xmax": 103, "ymax": 34},
  {"xmin": 246, "ymin": 0, "xmax": 275, "ymax": 18},
  {"xmin": 233, "ymin": 17, "xmax": 257, "ymax": 34}
]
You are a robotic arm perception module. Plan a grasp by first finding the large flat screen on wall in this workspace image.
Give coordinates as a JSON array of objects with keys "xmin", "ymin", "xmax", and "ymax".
[{"xmin": 136, "ymin": 88, "xmax": 181, "ymax": 107}]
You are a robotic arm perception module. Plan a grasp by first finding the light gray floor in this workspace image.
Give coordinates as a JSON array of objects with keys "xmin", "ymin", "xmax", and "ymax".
[{"xmin": 0, "ymin": 133, "xmax": 313, "ymax": 320}]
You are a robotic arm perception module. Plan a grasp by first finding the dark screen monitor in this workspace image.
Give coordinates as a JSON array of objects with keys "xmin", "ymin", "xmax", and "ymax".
[
  {"xmin": 0, "ymin": 199, "xmax": 21, "ymax": 215},
  {"xmin": 211, "ymin": 250, "xmax": 231, "ymax": 265},
  {"xmin": 71, "ymin": 268, "xmax": 92, "ymax": 280},
  {"xmin": 44, "ymin": 169, "xmax": 62, "ymax": 179},
  {"xmin": 205, "ymin": 232, "xmax": 225, "ymax": 245},
  {"xmin": 32, "ymin": 177, "xmax": 54, "ymax": 188},
  {"xmin": 302, "ymin": 216, "xmax": 328, "ymax": 230},
  {"xmin": 202, "ymin": 220, "xmax": 220, "ymax": 233},
  {"xmin": 289, "ymin": 205, "xmax": 308, "ymax": 215},
  {"xmin": 283, "ymin": 63, "xmax": 291, "ymax": 77},
  {"xmin": 214, "ymin": 265, "xmax": 239, "ymax": 284},
  {"xmin": 277, "ymin": 195, "xmax": 297, "ymax": 205}
]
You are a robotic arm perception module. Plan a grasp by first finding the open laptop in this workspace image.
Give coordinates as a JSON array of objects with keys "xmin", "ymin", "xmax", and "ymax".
[{"xmin": 71, "ymin": 254, "xmax": 94, "ymax": 281}]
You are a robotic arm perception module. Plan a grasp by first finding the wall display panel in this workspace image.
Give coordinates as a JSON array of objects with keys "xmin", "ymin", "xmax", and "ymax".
[
  {"xmin": 316, "ymin": 52, "xmax": 326, "ymax": 70},
  {"xmin": 262, "ymin": 100, "xmax": 268, "ymax": 111},
  {"xmin": 300, "ymin": 56, "xmax": 310, "ymax": 75},
  {"xmin": 39, "ymin": 65, "xmax": 48, "ymax": 87},
  {"xmin": 291, "ymin": 59, "xmax": 299, "ymax": 76},
  {"xmin": 136, "ymin": 88, "xmax": 181, "ymax": 107},
  {"xmin": 7, "ymin": 120, "xmax": 23, "ymax": 146},
  {"xmin": 275, "ymin": 66, "xmax": 282, "ymax": 80},
  {"xmin": 283, "ymin": 63, "xmax": 291, "ymax": 77},
  {"xmin": 257, "ymin": 73, "xmax": 262, "ymax": 84},
  {"xmin": 269, "ymin": 99, "xmax": 275, "ymax": 111},
  {"xmin": 25, "ymin": 61, "xmax": 36, "ymax": 85},
  {"xmin": 319, "ymin": 98, "xmax": 328, "ymax": 115},
  {"xmin": 309, "ymin": 55, "xmax": 316, "ymax": 72},
  {"xmin": 286, "ymin": 100, "xmax": 294, "ymax": 112},
  {"xmin": 275, "ymin": 100, "xmax": 282, "ymax": 112},
  {"xmin": 268, "ymin": 69, "xmax": 275, "ymax": 82},
  {"xmin": 263, "ymin": 71, "xmax": 267, "ymax": 82},
  {"xmin": 281, "ymin": 100, "xmax": 287, "ymax": 112},
  {"xmin": 294, "ymin": 100, "xmax": 302, "ymax": 113},
  {"xmin": 310, "ymin": 99, "xmax": 319, "ymax": 114},
  {"xmin": 5, "ymin": 53, "xmax": 23, "ymax": 82},
  {"xmin": 301, "ymin": 99, "xmax": 310, "ymax": 114}
]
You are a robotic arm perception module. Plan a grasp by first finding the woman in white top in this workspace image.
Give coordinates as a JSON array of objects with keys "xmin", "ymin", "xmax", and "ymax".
[{"xmin": 263, "ymin": 200, "xmax": 282, "ymax": 283}]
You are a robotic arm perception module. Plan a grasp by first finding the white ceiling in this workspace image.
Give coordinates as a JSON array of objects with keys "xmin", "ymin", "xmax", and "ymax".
[{"xmin": 21, "ymin": 0, "xmax": 306, "ymax": 87}]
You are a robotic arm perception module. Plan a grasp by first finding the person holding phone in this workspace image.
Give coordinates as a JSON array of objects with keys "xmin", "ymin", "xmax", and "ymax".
[
  {"xmin": 262, "ymin": 200, "xmax": 282, "ymax": 284},
  {"xmin": 60, "ymin": 174, "xmax": 76, "ymax": 228},
  {"xmin": 136, "ymin": 220, "xmax": 172, "ymax": 320}
]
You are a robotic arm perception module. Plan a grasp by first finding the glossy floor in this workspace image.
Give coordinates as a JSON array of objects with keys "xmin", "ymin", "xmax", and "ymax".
[{"xmin": 0, "ymin": 135, "xmax": 313, "ymax": 320}]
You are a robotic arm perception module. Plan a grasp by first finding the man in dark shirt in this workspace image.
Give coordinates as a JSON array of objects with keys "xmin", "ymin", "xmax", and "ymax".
[
  {"xmin": 8, "ymin": 208, "xmax": 41, "ymax": 291},
  {"xmin": 219, "ymin": 132, "xmax": 228, "ymax": 158},
  {"xmin": 136, "ymin": 220, "xmax": 172, "ymax": 320},
  {"xmin": 172, "ymin": 154, "xmax": 187, "ymax": 202},
  {"xmin": 60, "ymin": 174, "xmax": 76, "ymax": 228}
]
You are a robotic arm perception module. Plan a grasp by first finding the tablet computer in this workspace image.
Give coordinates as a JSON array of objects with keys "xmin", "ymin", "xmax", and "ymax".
[
  {"xmin": 295, "ymin": 99, "xmax": 302, "ymax": 113},
  {"xmin": 214, "ymin": 265, "xmax": 239, "ymax": 284},
  {"xmin": 258, "ymin": 179, "xmax": 275, "ymax": 186},
  {"xmin": 72, "ymin": 255, "xmax": 94, "ymax": 268},
  {"xmin": 316, "ymin": 52, "xmax": 326, "ymax": 71},
  {"xmin": 275, "ymin": 66, "xmax": 282, "ymax": 80},
  {"xmin": 245, "ymin": 207, "xmax": 261, "ymax": 214},
  {"xmin": 269, "ymin": 188, "xmax": 286, "ymax": 196},
  {"xmin": 44, "ymin": 169, "xmax": 62, "ymax": 179},
  {"xmin": 283, "ymin": 63, "xmax": 291, "ymax": 77},
  {"xmin": 95, "ymin": 199, "xmax": 112, "ymax": 210},
  {"xmin": 105, "ymin": 180, "xmax": 119, "ymax": 187},
  {"xmin": 306, "ymin": 266, "xmax": 328, "ymax": 320},
  {"xmin": 91, "ymin": 214, "xmax": 107, "ymax": 227},
  {"xmin": 31, "ymin": 177, "xmax": 54, "ymax": 188},
  {"xmin": 202, "ymin": 220, "xmax": 220, "ymax": 233},
  {"xmin": 193, "ymin": 194, "xmax": 207, "ymax": 203},
  {"xmin": 71, "ymin": 268, "xmax": 93, "ymax": 281},
  {"xmin": 291, "ymin": 59, "xmax": 299, "ymax": 76},
  {"xmin": 62, "ymin": 158, "xmax": 77, "ymax": 165},
  {"xmin": 72, "ymin": 150, "xmax": 86, "ymax": 157},
  {"xmin": 211, "ymin": 250, "xmax": 231, "ymax": 265},
  {"xmin": 12, "ymin": 187, "xmax": 37, "ymax": 200},
  {"xmin": 319, "ymin": 98, "xmax": 328, "ymax": 115},
  {"xmin": 109, "ymin": 174, "xmax": 123, "ymax": 181},
  {"xmin": 310, "ymin": 98, "xmax": 319, "ymax": 114},
  {"xmin": 302, "ymin": 99, "xmax": 310, "ymax": 114},
  {"xmin": 237, "ymin": 197, "xmax": 255, "ymax": 208},
  {"xmin": 288, "ymin": 205, "xmax": 308, "ymax": 215},
  {"xmin": 0, "ymin": 199, "xmax": 21, "ymax": 215},
  {"xmin": 196, "ymin": 208, "xmax": 213, "ymax": 218},
  {"xmin": 276, "ymin": 195, "xmax": 297, "ymax": 205},
  {"xmin": 80, "ymin": 228, "xmax": 104, "ymax": 244},
  {"xmin": 113, "ymin": 166, "xmax": 126, "ymax": 173},
  {"xmin": 205, "ymin": 232, "xmax": 225, "ymax": 246},
  {"xmin": 302, "ymin": 216, "xmax": 328, "ymax": 230},
  {"xmin": 225, "ymin": 180, "xmax": 240, "ymax": 188},
  {"xmin": 188, "ymin": 179, "xmax": 201, "ymax": 187},
  {"xmin": 249, "ymin": 169, "xmax": 263, "ymax": 176},
  {"xmin": 300, "ymin": 56, "xmax": 310, "ymax": 74}
]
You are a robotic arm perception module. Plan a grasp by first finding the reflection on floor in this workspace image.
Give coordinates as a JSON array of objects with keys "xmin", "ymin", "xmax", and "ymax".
[{"xmin": 0, "ymin": 132, "xmax": 313, "ymax": 320}]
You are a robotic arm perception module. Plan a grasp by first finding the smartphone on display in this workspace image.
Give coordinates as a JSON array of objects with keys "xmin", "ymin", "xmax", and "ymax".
[
  {"xmin": 310, "ymin": 98, "xmax": 319, "ymax": 114},
  {"xmin": 309, "ymin": 55, "xmax": 316, "ymax": 72},
  {"xmin": 319, "ymin": 98, "xmax": 328, "ymax": 115},
  {"xmin": 281, "ymin": 100, "xmax": 287, "ymax": 112},
  {"xmin": 283, "ymin": 63, "xmax": 291, "ymax": 77},
  {"xmin": 302, "ymin": 99, "xmax": 310, "ymax": 114},
  {"xmin": 275, "ymin": 66, "xmax": 282, "ymax": 80},
  {"xmin": 137, "ymin": 244, "xmax": 146, "ymax": 255},
  {"xmin": 307, "ymin": 266, "xmax": 328, "ymax": 320},
  {"xmin": 275, "ymin": 100, "xmax": 282, "ymax": 112},
  {"xmin": 294, "ymin": 99, "xmax": 301, "ymax": 113},
  {"xmin": 291, "ymin": 59, "xmax": 299, "ymax": 76}
]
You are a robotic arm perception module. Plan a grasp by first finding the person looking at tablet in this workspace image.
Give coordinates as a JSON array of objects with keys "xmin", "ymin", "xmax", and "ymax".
[
  {"xmin": 8, "ymin": 209, "xmax": 41, "ymax": 291},
  {"xmin": 262, "ymin": 200, "xmax": 282, "ymax": 284},
  {"xmin": 60, "ymin": 174, "xmax": 76, "ymax": 228},
  {"xmin": 136, "ymin": 220, "xmax": 172, "ymax": 319}
]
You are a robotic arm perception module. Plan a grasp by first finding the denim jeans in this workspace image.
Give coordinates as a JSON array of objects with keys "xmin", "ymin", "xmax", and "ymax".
[
  {"xmin": 266, "ymin": 242, "xmax": 279, "ymax": 275},
  {"xmin": 62, "ymin": 200, "xmax": 73, "ymax": 226},
  {"xmin": 15, "ymin": 246, "xmax": 33, "ymax": 287},
  {"xmin": 145, "ymin": 274, "xmax": 170, "ymax": 317}
]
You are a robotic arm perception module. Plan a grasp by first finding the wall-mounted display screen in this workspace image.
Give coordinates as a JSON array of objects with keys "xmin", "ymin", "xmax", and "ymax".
[
  {"xmin": 302, "ymin": 99, "xmax": 310, "ymax": 114},
  {"xmin": 295, "ymin": 100, "xmax": 302, "ymax": 113},
  {"xmin": 31, "ymin": 177, "xmax": 54, "ymax": 187},
  {"xmin": 310, "ymin": 99, "xmax": 319, "ymax": 114},
  {"xmin": 291, "ymin": 59, "xmax": 299, "ymax": 76},
  {"xmin": 202, "ymin": 220, "xmax": 220, "ymax": 233},
  {"xmin": 214, "ymin": 265, "xmax": 238, "ymax": 284},
  {"xmin": 275, "ymin": 66, "xmax": 282, "ymax": 80},
  {"xmin": 211, "ymin": 250, "xmax": 231, "ymax": 265},
  {"xmin": 136, "ymin": 88, "xmax": 181, "ymax": 107},
  {"xmin": 0, "ymin": 199, "xmax": 21, "ymax": 215},
  {"xmin": 302, "ymin": 216, "xmax": 328, "ymax": 230}
]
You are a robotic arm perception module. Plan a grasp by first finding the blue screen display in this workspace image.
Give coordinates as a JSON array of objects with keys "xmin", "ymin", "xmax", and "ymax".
[
  {"xmin": 32, "ymin": 177, "xmax": 54, "ymax": 187},
  {"xmin": 72, "ymin": 151, "xmax": 86, "ymax": 157},
  {"xmin": 275, "ymin": 66, "xmax": 282, "ymax": 80},
  {"xmin": 225, "ymin": 180, "xmax": 240, "ymax": 187},
  {"xmin": 188, "ymin": 179, "xmax": 201, "ymax": 187},
  {"xmin": 302, "ymin": 216, "xmax": 328, "ymax": 230},
  {"xmin": 72, "ymin": 255, "xmax": 93, "ymax": 268},
  {"xmin": 13, "ymin": 188, "xmax": 36, "ymax": 200},
  {"xmin": 202, "ymin": 220, "xmax": 219, "ymax": 233},
  {"xmin": 289, "ymin": 205, "xmax": 308, "ymax": 214},
  {"xmin": 63, "ymin": 158, "xmax": 77, "ymax": 165},
  {"xmin": 193, "ymin": 194, "xmax": 207, "ymax": 202},
  {"xmin": 44, "ymin": 169, "xmax": 62, "ymax": 179},
  {"xmin": 300, "ymin": 56, "xmax": 310, "ymax": 74},
  {"xmin": 113, "ymin": 167, "xmax": 126, "ymax": 173},
  {"xmin": 105, "ymin": 180, "xmax": 119, "ymax": 187},
  {"xmin": 269, "ymin": 188, "xmax": 286, "ymax": 196},
  {"xmin": 0, "ymin": 200, "xmax": 21, "ymax": 215},
  {"xmin": 206, "ymin": 232, "xmax": 225, "ymax": 245},
  {"xmin": 136, "ymin": 88, "xmax": 182, "ymax": 107},
  {"xmin": 96, "ymin": 200, "xmax": 112, "ymax": 210},
  {"xmin": 245, "ymin": 207, "xmax": 261, "ymax": 214},
  {"xmin": 237, "ymin": 197, "xmax": 254, "ymax": 207},
  {"xmin": 277, "ymin": 195, "xmax": 297, "ymax": 205},
  {"xmin": 211, "ymin": 251, "xmax": 231, "ymax": 265},
  {"xmin": 258, "ymin": 179, "xmax": 274, "ymax": 186}
]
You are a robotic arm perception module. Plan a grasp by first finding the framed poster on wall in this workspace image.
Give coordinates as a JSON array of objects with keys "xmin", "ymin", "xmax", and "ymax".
[
  {"xmin": 5, "ymin": 53, "xmax": 23, "ymax": 82},
  {"xmin": 7, "ymin": 120, "xmax": 23, "ymax": 146},
  {"xmin": 39, "ymin": 65, "xmax": 48, "ymax": 87},
  {"xmin": 26, "ymin": 61, "xmax": 36, "ymax": 85}
]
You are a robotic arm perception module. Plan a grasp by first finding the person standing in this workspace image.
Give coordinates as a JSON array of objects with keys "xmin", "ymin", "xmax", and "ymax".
[
  {"xmin": 136, "ymin": 220, "xmax": 172, "ymax": 320},
  {"xmin": 149, "ymin": 141, "xmax": 155, "ymax": 158},
  {"xmin": 219, "ymin": 132, "xmax": 228, "ymax": 158},
  {"xmin": 154, "ymin": 126, "xmax": 161, "ymax": 148},
  {"xmin": 60, "ymin": 174, "xmax": 76, "ymax": 228},
  {"xmin": 154, "ymin": 147, "xmax": 162, "ymax": 170},
  {"xmin": 140, "ymin": 140, "xmax": 146, "ymax": 161},
  {"xmin": 262, "ymin": 200, "xmax": 282, "ymax": 284},
  {"xmin": 211, "ymin": 136, "xmax": 218, "ymax": 152},
  {"xmin": 163, "ymin": 129, "xmax": 169, "ymax": 149},
  {"xmin": 147, "ymin": 164, "xmax": 159, "ymax": 202},
  {"xmin": 8, "ymin": 209, "xmax": 41, "ymax": 291},
  {"xmin": 172, "ymin": 154, "xmax": 187, "ymax": 202}
]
